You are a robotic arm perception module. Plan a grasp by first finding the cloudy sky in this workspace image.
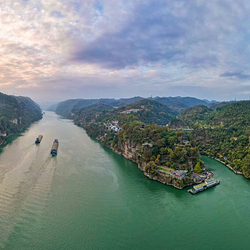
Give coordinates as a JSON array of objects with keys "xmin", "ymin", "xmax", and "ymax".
[{"xmin": 1, "ymin": 0, "xmax": 250, "ymax": 103}]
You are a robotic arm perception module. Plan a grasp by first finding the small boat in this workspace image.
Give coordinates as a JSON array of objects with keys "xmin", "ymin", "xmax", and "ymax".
[
  {"xmin": 51, "ymin": 139, "xmax": 59, "ymax": 156},
  {"xmin": 35, "ymin": 135, "xmax": 43, "ymax": 144}
]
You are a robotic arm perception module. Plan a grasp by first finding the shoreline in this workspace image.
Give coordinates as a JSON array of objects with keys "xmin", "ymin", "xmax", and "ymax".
[
  {"xmin": 208, "ymin": 156, "xmax": 243, "ymax": 175},
  {"xmin": 0, "ymin": 118, "xmax": 42, "ymax": 153},
  {"xmin": 72, "ymin": 119, "xmax": 215, "ymax": 190},
  {"xmin": 91, "ymin": 136, "xmax": 208, "ymax": 190}
]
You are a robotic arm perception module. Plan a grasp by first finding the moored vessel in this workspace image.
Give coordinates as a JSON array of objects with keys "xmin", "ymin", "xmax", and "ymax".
[
  {"xmin": 188, "ymin": 178, "xmax": 220, "ymax": 194},
  {"xmin": 51, "ymin": 139, "xmax": 59, "ymax": 156},
  {"xmin": 35, "ymin": 135, "xmax": 43, "ymax": 144}
]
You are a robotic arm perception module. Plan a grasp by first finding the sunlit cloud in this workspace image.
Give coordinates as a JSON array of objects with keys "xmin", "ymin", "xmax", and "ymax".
[{"xmin": 0, "ymin": 0, "xmax": 250, "ymax": 102}]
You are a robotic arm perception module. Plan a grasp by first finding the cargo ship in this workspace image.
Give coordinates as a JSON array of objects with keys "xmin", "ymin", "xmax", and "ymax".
[
  {"xmin": 35, "ymin": 135, "xmax": 43, "ymax": 144},
  {"xmin": 51, "ymin": 139, "xmax": 59, "ymax": 156},
  {"xmin": 188, "ymin": 178, "xmax": 220, "ymax": 194}
]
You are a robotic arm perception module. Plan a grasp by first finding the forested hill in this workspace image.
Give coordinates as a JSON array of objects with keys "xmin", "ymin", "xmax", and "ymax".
[
  {"xmin": 14, "ymin": 96, "xmax": 42, "ymax": 125},
  {"xmin": 174, "ymin": 101, "xmax": 250, "ymax": 129},
  {"xmin": 172, "ymin": 101, "xmax": 250, "ymax": 178},
  {"xmin": 76, "ymin": 99, "xmax": 177, "ymax": 126},
  {"xmin": 53, "ymin": 96, "xmax": 214, "ymax": 118},
  {"xmin": 53, "ymin": 97, "xmax": 145, "ymax": 118},
  {"xmin": 73, "ymin": 98, "xmax": 209, "ymax": 189},
  {"xmin": 117, "ymin": 99, "xmax": 177, "ymax": 125},
  {"xmin": 0, "ymin": 92, "xmax": 42, "ymax": 145},
  {"xmin": 55, "ymin": 99, "xmax": 97, "ymax": 118}
]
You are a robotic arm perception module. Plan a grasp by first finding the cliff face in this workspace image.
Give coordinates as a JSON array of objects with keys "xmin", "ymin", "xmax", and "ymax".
[
  {"xmin": 98, "ymin": 137, "xmax": 201, "ymax": 189},
  {"xmin": 116, "ymin": 140, "xmax": 138, "ymax": 161},
  {"xmin": 145, "ymin": 172, "xmax": 198, "ymax": 189}
]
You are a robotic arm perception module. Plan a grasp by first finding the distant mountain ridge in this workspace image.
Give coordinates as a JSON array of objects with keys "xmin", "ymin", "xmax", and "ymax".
[
  {"xmin": 76, "ymin": 99, "xmax": 178, "ymax": 127},
  {"xmin": 51, "ymin": 96, "xmax": 215, "ymax": 118},
  {"xmin": 152, "ymin": 96, "xmax": 213, "ymax": 110}
]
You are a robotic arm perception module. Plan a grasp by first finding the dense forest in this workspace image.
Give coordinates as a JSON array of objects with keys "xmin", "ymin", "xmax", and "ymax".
[
  {"xmin": 85, "ymin": 121, "xmax": 201, "ymax": 172},
  {"xmin": 174, "ymin": 101, "xmax": 250, "ymax": 178},
  {"xmin": 76, "ymin": 99, "xmax": 177, "ymax": 126}
]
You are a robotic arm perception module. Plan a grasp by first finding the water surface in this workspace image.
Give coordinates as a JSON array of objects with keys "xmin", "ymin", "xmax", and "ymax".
[{"xmin": 0, "ymin": 112, "xmax": 249, "ymax": 250}]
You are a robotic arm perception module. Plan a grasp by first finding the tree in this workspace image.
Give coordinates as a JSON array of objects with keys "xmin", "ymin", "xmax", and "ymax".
[{"xmin": 194, "ymin": 161, "xmax": 203, "ymax": 173}]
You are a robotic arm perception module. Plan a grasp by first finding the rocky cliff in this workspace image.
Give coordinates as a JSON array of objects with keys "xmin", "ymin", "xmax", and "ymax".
[{"xmin": 97, "ymin": 136, "xmax": 207, "ymax": 189}]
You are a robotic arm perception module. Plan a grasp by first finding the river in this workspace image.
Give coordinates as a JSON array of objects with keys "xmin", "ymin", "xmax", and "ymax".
[{"xmin": 0, "ymin": 112, "xmax": 250, "ymax": 250}]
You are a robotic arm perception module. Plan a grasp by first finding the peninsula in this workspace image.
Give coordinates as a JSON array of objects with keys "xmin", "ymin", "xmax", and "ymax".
[{"xmin": 51, "ymin": 97, "xmax": 215, "ymax": 189}]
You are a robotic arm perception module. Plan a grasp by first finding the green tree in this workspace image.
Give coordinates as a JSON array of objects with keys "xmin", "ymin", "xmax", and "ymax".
[{"xmin": 194, "ymin": 161, "xmax": 203, "ymax": 173}]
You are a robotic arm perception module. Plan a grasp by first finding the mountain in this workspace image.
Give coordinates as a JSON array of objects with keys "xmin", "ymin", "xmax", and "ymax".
[
  {"xmin": 55, "ymin": 98, "xmax": 108, "ymax": 118},
  {"xmin": 54, "ymin": 96, "xmax": 213, "ymax": 118},
  {"xmin": 55, "ymin": 99, "xmax": 86, "ymax": 118},
  {"xmin": 117, "ymin": 99, "xmax": 177, "ymax": 125},
  {"xmin": 54, "ymin": 97, "xmax": 145, "ymax": 118},
  {"xmin": 76, "ymin": 103, "xmax": 113, "ymax": 124},
  {"xmin": 14, "ymin": 96, "xmax": 42, "ymax": 125},
  {"xmin": 0, "ymin": 93, "xmax": 42, "ymax": 145},
  {"xmin": 76, "ymin": 99, "xmax": 177, "ymax": 127}
]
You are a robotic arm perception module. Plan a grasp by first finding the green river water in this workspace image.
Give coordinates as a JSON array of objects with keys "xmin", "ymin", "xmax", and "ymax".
[{"xmin": 0, "ymin": 112, "xmax": 250, "ymax": 250}]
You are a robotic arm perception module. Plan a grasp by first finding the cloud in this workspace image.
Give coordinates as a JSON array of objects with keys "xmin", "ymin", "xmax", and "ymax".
[
  {"xmin": 72, "ymin": 1, "xmax": 195, "ymax": 69},
  {"xmin": 220, "ymin": 72, "xmax": 250, "ymax": 80},
  {"xmin": 1, "ymin": 0, "xmax": 250, "ymax": 102},
  {"xmin": 71, "ymin": 0, "xmax": 249, "ymax": 71}
]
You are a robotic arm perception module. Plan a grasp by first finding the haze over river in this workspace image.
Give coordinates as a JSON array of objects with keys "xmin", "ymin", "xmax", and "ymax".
[{"xmin": 0, "ymin": 112, "xmax": 250, "ymax": 249}]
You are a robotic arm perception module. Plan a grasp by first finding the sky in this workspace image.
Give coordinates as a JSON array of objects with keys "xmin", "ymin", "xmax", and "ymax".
[{"xmin": 1, "ymin": 0, "xmax": 250, "ymax": 103}]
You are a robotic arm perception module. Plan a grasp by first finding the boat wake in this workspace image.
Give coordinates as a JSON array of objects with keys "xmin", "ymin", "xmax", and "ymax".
[{"xmin": 0, "ymin": 153, "xmax": 56, "ymax": 247}]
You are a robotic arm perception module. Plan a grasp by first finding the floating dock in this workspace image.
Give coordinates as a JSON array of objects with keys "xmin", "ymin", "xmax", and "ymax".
[
  {"xmin": 35, "ymin": 135, "xmax": 43, "ymax": 144},
  {"xmin": 51, "ymin": 139, "xmax": 59, "ymax": 156},
  {"xmin": 188, "ymin": 178, "xmax": 220, "ymax": 194}
]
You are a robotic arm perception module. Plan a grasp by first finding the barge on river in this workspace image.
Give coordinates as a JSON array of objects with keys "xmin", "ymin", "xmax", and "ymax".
[
  {"xmin": 51, "ymin": 139, "xmax": 59, "ymax": 156},
  {"xmin": 188, "ymin": 178, "xmax": 220, "ymax": 194},
  {"xmin": 35, "ymin": 135, "xmax": 43, "ymax": 144}
]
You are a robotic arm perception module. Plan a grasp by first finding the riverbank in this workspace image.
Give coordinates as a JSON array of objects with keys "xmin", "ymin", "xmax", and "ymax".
[
  {"xmin": 209, "ymin": 156, "xmax": 243, "ymax": 175},
  {"xmin": 0, "ymin": 119, "xmax": 42, "ymax": 154}
]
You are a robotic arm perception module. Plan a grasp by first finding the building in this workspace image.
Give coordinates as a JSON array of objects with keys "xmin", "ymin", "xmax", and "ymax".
[{"xmin": 172, "ymin": 170, "xmax": 187, "ymax": 180}]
